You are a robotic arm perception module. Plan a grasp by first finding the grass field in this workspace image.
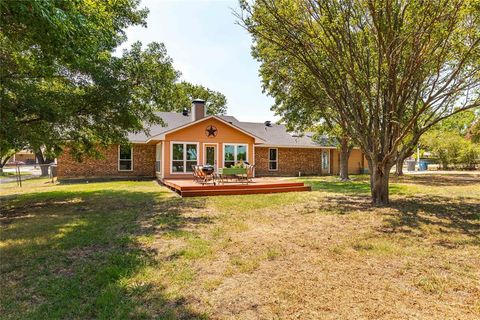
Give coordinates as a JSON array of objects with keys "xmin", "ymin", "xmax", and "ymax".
[{"xmin": 1, "ymin": 174, "xmax": 479, "ymax": 319}]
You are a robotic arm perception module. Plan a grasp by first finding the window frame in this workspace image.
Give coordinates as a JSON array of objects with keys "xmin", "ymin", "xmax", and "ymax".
[
  {"xmin": 118, "ymin": 145, "xmax": 133, "ymax": 172},
  {"xmin": 268, "ymin": 148, "xmax": 278, "ymax": 171},
  {"xmin": 155, "ymin": 142, "xmax": 162, "ymax": 174},
  {"xmin": 203, "ymin": 143, "xmax": 219, "ymax": 169},
  {"xmin": 170, "ymin": 141, "xmax": 199, "ymax": 174},
  {"xmin": 222, "ymin": 143, "xmax": 249, "ymax": 168}
]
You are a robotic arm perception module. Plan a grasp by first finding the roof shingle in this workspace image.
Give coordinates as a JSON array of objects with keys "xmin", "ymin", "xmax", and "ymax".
[{"xmin": 128, "ymin": 112, "xmax": 335, "ymax": 148}]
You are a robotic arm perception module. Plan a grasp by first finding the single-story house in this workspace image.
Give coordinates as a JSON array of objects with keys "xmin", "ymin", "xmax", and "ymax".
[{"xmin": 57, "ymin": 99, "xmax": 368, "ymax": 180}]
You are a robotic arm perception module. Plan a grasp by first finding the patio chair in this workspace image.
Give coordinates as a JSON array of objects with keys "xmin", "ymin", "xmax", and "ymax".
[
  {"xmin": 246, "ymin": 164, "xmax": 255, "ymax": 182},
  {"xmin": 236, "ymin": 164, "xmax": 255, "ymax": 184},
  {"xmin": 192, "ymin": 165, "xmax": 205, "ymax": 183}
]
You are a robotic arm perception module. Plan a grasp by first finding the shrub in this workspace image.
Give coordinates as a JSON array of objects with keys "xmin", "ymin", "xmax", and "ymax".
[{"xmin": 421, "ymin": 130, "xmax": 479, "ymax": 169}]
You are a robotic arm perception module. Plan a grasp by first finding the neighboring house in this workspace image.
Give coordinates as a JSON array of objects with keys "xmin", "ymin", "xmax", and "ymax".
[
  {"xmin": 57, "ymin": 99, "xmax": 368, "ymax": 179},
  {"xmin": 8, "ymin": 149, "xmax": 36, "ymax": 165}
]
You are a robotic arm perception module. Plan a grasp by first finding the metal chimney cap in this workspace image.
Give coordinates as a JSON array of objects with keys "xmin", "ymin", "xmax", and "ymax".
[{"xmin": 192, "ymin": 98, "xmax": 206, "ymax": 104}]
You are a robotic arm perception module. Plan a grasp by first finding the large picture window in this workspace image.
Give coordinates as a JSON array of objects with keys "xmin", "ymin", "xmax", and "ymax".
[
  {"xmin": 118, "ymin": 145, "xmax": 133, "ymax": 171},
  {"xmin": 223, "ymin": 144, "xmax": 248, "ymax": 167},
  {"xmin": 268, "ymin": 148, "xmax": 278, "ymax": 171},
  {"xmin": 171, "ymin": 143, "xmax": 198, "ymax": 173}
]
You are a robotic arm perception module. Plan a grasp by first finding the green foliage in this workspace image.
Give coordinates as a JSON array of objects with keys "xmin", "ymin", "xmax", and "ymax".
[
  {"xmin": 239, "ymin": 0, "xmax": 480, "ymax": 203},
  {"xmin": 0, "ymin": 0, "xmax": 155, "ymax": 159},
  {"xmin": 421, "ymin": 131, "xmax": 479, "ymax": 169},
  {"xmin": 423, "ymin": 108, "xmax": 480, "ymax": 169},
  {"xmin": 469, "ymin": 119, "xmax": 480, "ymax": 143},
  {"xmin": 0, "ymin": 1, "xmax": 227, "ymax": 161},
  {"xmin": 432, "ymin": 109, "xmax": 479, "ymax": 136},
  {"xmin": 174, "ymin": 82, "xmax": 227, "ymax": 115}
]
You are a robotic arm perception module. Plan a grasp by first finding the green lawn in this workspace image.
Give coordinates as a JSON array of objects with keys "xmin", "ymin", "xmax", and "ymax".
[{"xmin": 1, "ymin": 174, "xmax": 479, "ymax": 319}]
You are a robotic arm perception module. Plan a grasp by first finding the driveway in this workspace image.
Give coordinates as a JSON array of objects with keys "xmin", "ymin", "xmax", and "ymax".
[{"xmin": 1, "ymin": 166, "xmax": 42, "ymax": 184}]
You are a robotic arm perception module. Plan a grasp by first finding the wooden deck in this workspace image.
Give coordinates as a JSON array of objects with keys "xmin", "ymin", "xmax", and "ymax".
[{"xmin": 161, "ymin": 177, "xmax": 311, "ymax": 197}]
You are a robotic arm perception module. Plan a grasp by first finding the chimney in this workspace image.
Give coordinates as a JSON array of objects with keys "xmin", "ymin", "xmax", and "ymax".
[{"xmin": 191, "ymin": 99, "xmax": 206, "ymax": 121}]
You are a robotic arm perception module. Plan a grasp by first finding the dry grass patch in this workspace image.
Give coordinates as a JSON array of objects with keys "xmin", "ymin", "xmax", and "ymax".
[{"xmin": 1, "ymin": 174, "xmax": 479, "ymax": 319}]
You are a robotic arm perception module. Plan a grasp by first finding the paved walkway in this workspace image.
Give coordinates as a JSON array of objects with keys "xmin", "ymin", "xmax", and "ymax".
[
  {"xmin": 0, "ymin": 174, "xmax": 43, "ymax": 184},
  {"xmin": 1, "ymin": 166, "xmax": 42, "ymax": 184}
]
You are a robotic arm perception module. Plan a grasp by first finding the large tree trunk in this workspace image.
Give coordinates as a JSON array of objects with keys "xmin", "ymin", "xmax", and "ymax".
[
  {"xmin": 0, "ymin": 152, "xmax": 15, "ymax": 173},
  {"xmin": 395, "ymin": 148, "xmax": 415, "ymax": 176},
  {"xmin": 339, "ymin": 137, "xmax": 352, "ymax": 181},
  {"xmin": 369, "ymin": 160, "xmax": 393, "ymax": 205},
  {"xmin": 0, "ymin": 156, "xmax": 11, "ymax": 173},
  {"xmin": 35, "ymin": 149, "xmax": 54, "ymax": 176},
  {"xmin": 395, "ymin": 157, "xmax": 405, "ymax": 175}
]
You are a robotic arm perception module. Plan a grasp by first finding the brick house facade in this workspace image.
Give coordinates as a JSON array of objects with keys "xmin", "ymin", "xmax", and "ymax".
[
  {"xmin": 254, "ymin": 147, "xmax": 366, "ymax": 177},
  {"xmin": 58, "ymin": 144, "xmax": 156, "ymax": 179},
  {"xmin": 57, "ymin": 100, "xmax": 369, "ymax": 180},
  {"xmin": 255, "ymin": 147, "xmax": 325, "ymax": 176}
]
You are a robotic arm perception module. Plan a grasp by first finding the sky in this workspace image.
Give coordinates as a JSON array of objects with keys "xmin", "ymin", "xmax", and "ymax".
[{"xmin": 117, "ymin": 0, "xmax": 277, "ymax": 123}]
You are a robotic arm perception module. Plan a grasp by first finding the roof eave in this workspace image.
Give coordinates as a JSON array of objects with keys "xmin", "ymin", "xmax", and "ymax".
[
  {"xmin": 254, "ymin": 144, "xmax": 337, "ymax": 149},
  {"xmin": 144, "ymin": 115, "xmax": 266, "ymax": 143}
]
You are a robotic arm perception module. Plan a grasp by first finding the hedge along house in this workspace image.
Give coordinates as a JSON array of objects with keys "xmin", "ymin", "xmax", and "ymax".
[{"xmin": 57, "ymin": 99, "xmax": 368, "ymax": 180}]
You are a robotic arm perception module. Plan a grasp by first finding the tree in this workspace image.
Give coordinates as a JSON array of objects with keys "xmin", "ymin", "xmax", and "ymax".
[
  {"xmin": 421, "ymin": 108, "xmax": 480, "ymax": 169},
  {"xmin": 421, "ymin": 130, "xmax": 479, "ymax": 169},
  {"xmin": 0, "ymin": 0, "xmax": 162, "ymax": 162},
  {"xmin": 250, "ymin": 38, "xmax": 354, "ymax": 180},
  {"xmin": 0, "ymin": 148, "xmax": 16, "ymax": 173},
  {"xmin": 0, "ymin": 1, "xmax": 227, "ymax": 166},
  {"xmin": 239, "ymin": 0, "xmax": 480, "ymax": 204},
  {"xmin": 118, "ymin": 42, "xmax": 227, "ymax": 116},
  {"xmin": 174, "ymin": 82, "xmax": 227, "ymax": 115}
]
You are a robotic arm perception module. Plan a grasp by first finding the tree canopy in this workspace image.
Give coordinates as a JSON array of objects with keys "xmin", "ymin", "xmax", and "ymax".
[
  {"xmin": 239, "ymin": 0, "xmax": 480, "ymax": 204},
  {"xmin": 0, "ymin": 0, "xmax": 227, "ymax": 163},
  {"xmin": 249, "ymin": 19, "xmax": 355, "ymax": 179},
  {"xmin": 174, "ymin": 82, "xmax": 227, "ymax": 115},
  {"xmin": 421, "ymin": 108, "xmax": 480, "ymax": 169}
]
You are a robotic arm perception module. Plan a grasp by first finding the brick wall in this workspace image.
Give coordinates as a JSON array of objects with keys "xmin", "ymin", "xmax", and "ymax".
[
  {"xmin": 255, "ymin": 147, "xmax": 367, "ymax": 177},
  {"xmin": 57, "ymin": 144, "xmax": 156, "ymax": 179},
  {"xmin": 255, "ymin": 147, "xmax": 325, "ymax": 177}
]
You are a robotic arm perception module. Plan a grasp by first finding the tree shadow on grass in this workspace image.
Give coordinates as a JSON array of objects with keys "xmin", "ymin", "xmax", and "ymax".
[
  {"xmin": 0, "ymin": 185, "xmax": 213, "ymax": 319},
  {"xmin": 390, "ymin": 174, "xmax": 480, "ymax": 186},
  {"xmin": 381, "ymin": 196, "xmax": 480, "ymax": 246},
  {"xmin": 301, "ymin": 190, "xmax": 479, "ymax": 247}
]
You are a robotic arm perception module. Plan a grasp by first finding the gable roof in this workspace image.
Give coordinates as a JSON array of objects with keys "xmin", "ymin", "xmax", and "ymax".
[
  {"xmin": 151, "ymin": 115, "xmax": 266, "ymax": 143},
  {"xmin": 128, "ymin": 111, "xmax": 336, "ymax": 148},
  {"xmin": 128, "ymin": 113, "xmax": 265, "ymax": 143}
]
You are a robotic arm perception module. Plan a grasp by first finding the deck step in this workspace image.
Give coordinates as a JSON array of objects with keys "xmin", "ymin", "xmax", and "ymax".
[
  {"xmin": 180, "ymin": 185, "xmax": 311, "ymax": 197},
  {"xmin": 175, "ymin": 182, "xmax": 306, "ymax": 191}
]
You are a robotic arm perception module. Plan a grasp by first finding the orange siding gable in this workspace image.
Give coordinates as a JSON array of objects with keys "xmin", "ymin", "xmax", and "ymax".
[{"xmin": 163, "ymin": 117, "xmax": 255, "ymax": 179}]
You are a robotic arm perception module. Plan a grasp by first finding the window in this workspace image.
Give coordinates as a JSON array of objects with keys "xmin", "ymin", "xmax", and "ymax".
[
  {"xmin": 223, "ymin": 144, "xmax": 248, "ymax": 167},
  {"xmin": 118, "ymin": 145, "xmax": 133, "ymax": 171},
  {"xmin": 171, "ymin": 143, "xmax": 198, "ymax": 173},
  {"xmin": 322, "ymin": 150, "xmax": 329, "ymax": 171},
  {"xmin": 268, "ymin": 148, "xmax": 278, "ymax": 171},
  {"xmin": 224, "ymin": 145, "xmax": 235, "ymax": 168},
  {"xmin": 155, "ymin": 143, "xmax": 162, "ymax": 173}
]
